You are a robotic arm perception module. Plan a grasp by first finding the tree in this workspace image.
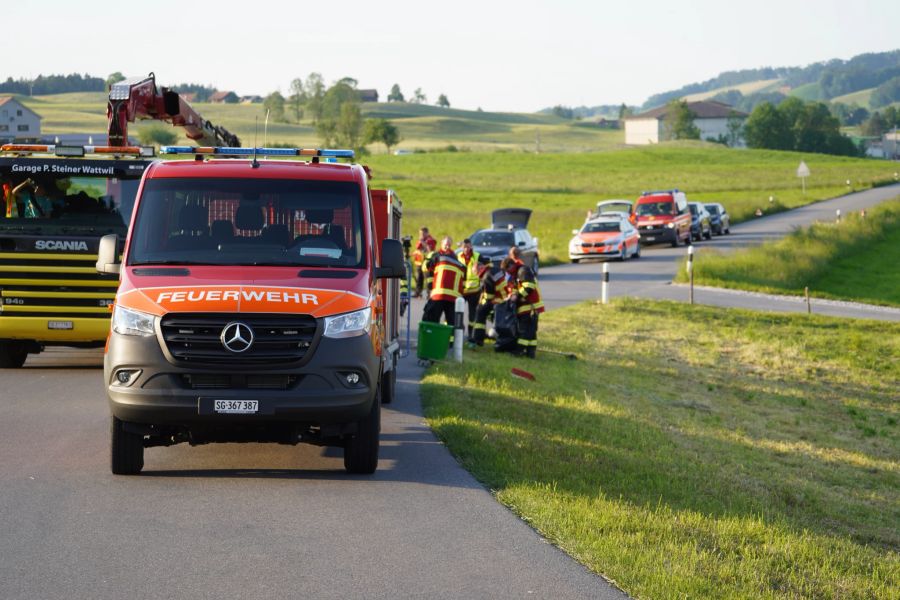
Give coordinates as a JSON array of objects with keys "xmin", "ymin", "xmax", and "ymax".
[
  {"xmin": 316, "ymin": 81, "xmax": 364, "ymax": 151},
  {"xmin": 412, "ymin": 88, "xmax": 426, "ymax": 104},
  {"xmin": 289, "ymin": 78, "xmax": 306, "ymax": 122},
  {"xmin": 364, "ymin": 118, "xmax": 401, "ymax": 153},
  {"xmin": 335, "ymin": 103, "xmax": 364, "ymax": 153},
  {"xmin": 726, "ymin": 111, "xmax": 744, "ymax": 147},
  {"xmin": 263, "ymin": 91, "xmax": 286, "ymax": 123},
  {"xmin": 387, "ymin": 84, "xmax": 405, "ymax": 103},
  {"xmin": 871, "ymin": 75, "xmax": 900, "ymax": 108},
  {"xmin": 337, "ymin": 77, "xmax": 358, "ymax": 89},
  {"xmin": 743, "ymin": 102, "xmax": 793, "ymax": 150},
  {"xmin": 551, "ymin": 105, "xmax": 574, "ymax": 119},
  {"xmin": 662, "ymin": 100, "xmax": 700, "ymax": 140},
  {"xmin": 617, "ymin": 103, "xmax": 633, "ymax": 121},
  {"xmin": 137, "ymin": 124, "xmax": 177, "ymax": 146},
  {"xmin": 436, "ymin": 94, "xmax": 450, "ymax": 108},
  {"xmin": 106, "ymin": 72, "xmax": 125, "ymax": 88},
  {"xmin": 304, "ymin": 73, "xmax": 326, "ymax": 123},
  {"xmin": 862, "ymin": 111, "xmax": 887, "ymax": 137}
]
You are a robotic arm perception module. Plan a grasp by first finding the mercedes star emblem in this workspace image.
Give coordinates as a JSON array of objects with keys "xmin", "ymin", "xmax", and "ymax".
[{"xmin": 220, "ymin": 322, "xmax": 254, "ymax": 353}]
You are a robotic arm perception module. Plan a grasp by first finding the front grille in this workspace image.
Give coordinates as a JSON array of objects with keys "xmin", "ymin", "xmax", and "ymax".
[
  {"xmin": 182, "ymin": 373, "xmax": 301, "ymax": 390},
  {"xmin": 0, "ymin": 252, "xmax": 118, "ymax": 319},
  {"xmin": 160, "ymin": 313, "xmax": 319, "ymax": 365}
]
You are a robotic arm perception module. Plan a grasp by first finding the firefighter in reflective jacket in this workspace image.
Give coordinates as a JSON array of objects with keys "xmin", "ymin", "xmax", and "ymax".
[
  {"xmin": 412, "ymin": 227, "xmax": 436, "ymax": 297},
  {"xmin": 420, "ymin": 244, "xmax": 439, "ymax": 299},
  {"xmin": 470, "ymin": 256, "xmax": 508, "ymax": 346},
  {"xmin": 456, "ymin": 238, "xmax": 481, "ymax": 339},
  {"xmin": 422, "ymin": 236, "xmax": 466, "ymax": 325},
  {"xmin": 511, "ymin": 263, "xmax": 544, "ymax": 358}
]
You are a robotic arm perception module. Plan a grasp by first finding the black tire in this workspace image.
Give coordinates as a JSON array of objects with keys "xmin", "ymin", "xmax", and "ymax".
[
  {"xmin": 380, "ymin": 358, "xmax": 397, "ymax": 405},
  {"xmin": 704, "ymin": 226, "xmax": 712, "ymax": 240},
  {"xmin": 344, "ymin": 386, "xmax": 381, "ymax": 474},
  {"xmin": 634, "ymin": 243, "xmax": 641, "ymax": 259},
  {"xmin": 619, "ymin": 245, "xmax": 627, "ymax": 262},
  {"xmin": 671, "ymin": 231, "xmax": 681, "ymax": 248},
  {"xmin": 570, "ymin": 258, "xmax": 580, "ymax": 264},
  {"xmin": 0, "ymin": 341, "xmax": 28, "ymax": 368},
  {"xmin": 110, "ymin": 417, "xmax": 144, "ymax": 475}
]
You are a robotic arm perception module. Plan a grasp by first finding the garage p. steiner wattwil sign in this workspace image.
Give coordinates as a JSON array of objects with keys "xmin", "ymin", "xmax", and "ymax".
[{"xmin": 797, "ymin": 161, "xmax": 811, "ymax": 194}]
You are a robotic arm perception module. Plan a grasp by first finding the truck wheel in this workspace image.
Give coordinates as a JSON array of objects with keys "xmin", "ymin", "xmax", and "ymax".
[
  {"xmin": 0, "ymin": 341, "xmax": 28, "ymax": 368},
  {"xmin": 111, "ymin": 417, "xmax": 144, "ymax": 475},
  {"xmin": 381, "ymin": 359, "xmax": 397, "ymax": 405},
  {"xmin": 344, "ymin": 387, "xmax": 381, "ymax": 474},
  {"xmin": 671, "ymin": 231, "xmax": 681, "ymax": 248}
]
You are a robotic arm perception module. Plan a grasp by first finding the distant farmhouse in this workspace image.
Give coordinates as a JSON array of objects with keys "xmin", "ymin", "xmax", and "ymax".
[
  {"xmin": 0, "ymin": 97, "xmax": 41, "ymax": 141},
  {"xmin": 625, "ymin": 100, "xmax": 747, "ymax": 145},
  {"xmin": 209, "ymin": 91, "xmax": 239, "ymax": 104},
  {"xmin": 358, "ymin": 89, "xmax": 379, "ymax": 103},
  {"xmin": 240, "ymin": 95, "xmax": 263, "ymax": 104}
]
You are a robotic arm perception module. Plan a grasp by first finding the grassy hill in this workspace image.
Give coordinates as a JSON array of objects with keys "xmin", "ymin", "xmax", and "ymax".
[
  {"xmin": 365, "ymin": 146, "xmax": 899, "ymax": 264},
  {"xmin": 13, "ymin": 92, "xmax": 623, "ymax": 153},
  {"xmin": 682, "ymin": 78, "xmax": 783, "ymax": 102}
]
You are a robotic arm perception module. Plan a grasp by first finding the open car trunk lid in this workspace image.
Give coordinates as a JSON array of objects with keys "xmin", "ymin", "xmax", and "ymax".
[
  {"xmin": 491, "ymin": 208, "xmax": 531, "ymax": 230},
  {"xmin": 596, "ymin": 200, "xmax": 633, "ymax": 214}
]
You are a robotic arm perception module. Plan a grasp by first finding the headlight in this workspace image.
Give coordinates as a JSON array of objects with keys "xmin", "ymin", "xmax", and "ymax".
[
  {"xmin": 323, "ymin": 308, "xmax": 372, "ymax": 339},
  {"xmin": 666, "ymin": 222, "xmax": 676, "ymax": 229},
  {"xmin": 112, "ymin": 305, "xmax": 156, "ymax": 337}
]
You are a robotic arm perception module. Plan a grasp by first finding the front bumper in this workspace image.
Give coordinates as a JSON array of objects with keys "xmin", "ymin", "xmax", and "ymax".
[
  {"xmin": 0, "ymin": 315, "xmax": 111, "ymax": 344},
  {"xmin": 569, "ymin": 245, "xmax": 621, "ymax": 260},
  {"xmin": 105, "ymin": 329, "xmax": 379, "ymax": 427},
  {"xmin": 636, "ymin": 227, "xmax": 676, "ymax": 244}
]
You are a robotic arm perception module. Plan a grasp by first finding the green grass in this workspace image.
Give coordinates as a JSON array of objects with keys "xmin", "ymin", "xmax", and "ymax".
[
  {"xmin": 683, "ymin": 78, "xmax": 783, "ymax": 102},
  {"xmin": 421, "ymin": 299, "xmax": 899, "ymax": 599},
  {"xmin": 14, "ymin": 93, "xmax": 621, "ymax": 153},
  {"xmin": 832, "ymin": 88, "xmax": 876, "ymax": 108},
  {"xmin": 790, "ymin": 83, "xmax": 825, "ymax": 101},
  {"xmin": 675, "ymin": 199, "xmax": 900, "ymax": 307},
  {"xmin": 364, "ymin": 148, "xmax": 899, "ymax": 264}
]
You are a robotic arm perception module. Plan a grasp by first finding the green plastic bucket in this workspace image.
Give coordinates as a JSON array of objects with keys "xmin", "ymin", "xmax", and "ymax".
[{"xmin": 417, "ymin": 322, "xmax": 454, "ymax": 361}]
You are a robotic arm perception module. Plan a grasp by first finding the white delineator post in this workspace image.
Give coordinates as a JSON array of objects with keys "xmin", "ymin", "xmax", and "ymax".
[
  {"xmin": 601, "ymin": 262, "xmax": 610, "ymax": 305},
  {"xmin": 687, "ymin": 245, "xmax": 695, "ymax": 305},
  {"xmin": 453, "ymin": 296, "xmax": 465, "ymax": 363}
]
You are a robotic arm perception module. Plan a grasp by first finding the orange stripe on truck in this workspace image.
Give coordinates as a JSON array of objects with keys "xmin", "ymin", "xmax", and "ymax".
[{"xmin": 117, "ymin": 285, "xmax": 369, "ymax": 318}]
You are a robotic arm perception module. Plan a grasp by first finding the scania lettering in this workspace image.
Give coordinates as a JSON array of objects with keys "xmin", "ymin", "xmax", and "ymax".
[{"xmin": 98, "ymin": 146, "xmax": 404, "ymax": 475}]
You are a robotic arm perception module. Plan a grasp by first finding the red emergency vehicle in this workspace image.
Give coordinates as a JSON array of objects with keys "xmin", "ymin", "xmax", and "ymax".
[{"xmin": 97, "ymin": 146, "xmax": 404, "ymax": 475}]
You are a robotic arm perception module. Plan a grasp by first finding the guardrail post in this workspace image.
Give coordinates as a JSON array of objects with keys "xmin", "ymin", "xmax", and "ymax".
[
  {"xmin": 453, "ymin": 296, "xmax": 465, "ymax": 363},
  {"xmin": 601, "ymin": 262, "xmax": 609, "ymax": 304}
]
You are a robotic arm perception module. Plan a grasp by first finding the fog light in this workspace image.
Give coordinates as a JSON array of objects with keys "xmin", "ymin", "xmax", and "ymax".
[
  {"xmin": 346, "ymin": 373, "xmax": 360, "ymax": 385},
  {"xmin": 115, "ymin": 369, "xmax": 139, "ymax": 385}
]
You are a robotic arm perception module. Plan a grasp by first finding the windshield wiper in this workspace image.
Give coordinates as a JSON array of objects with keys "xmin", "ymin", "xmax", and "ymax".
[{"xmin": 130, "ymin": 260, "xmax": 212, "ymax": 266}]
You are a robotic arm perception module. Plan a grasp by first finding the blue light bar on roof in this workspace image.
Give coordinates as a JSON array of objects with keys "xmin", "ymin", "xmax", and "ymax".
[{"xmin": 159, "ymin": 146, "xmax": 355, "ymax": 159}]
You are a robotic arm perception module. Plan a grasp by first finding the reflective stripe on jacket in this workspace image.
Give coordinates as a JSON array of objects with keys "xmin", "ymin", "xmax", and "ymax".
[
  {"xmin": 456, "ymin": 249, "xmax": 482, "ymax": 295},
  {"xmin": 429, "ymin": 251, "xmax": 466, "ymax": 301},
  {"xmin": 515, "ymin": 265, "xmax": 544, "ymax": 315},
  {"xmin": 479, "ymin": 267, "xmax": 509, "ymax": 305}
]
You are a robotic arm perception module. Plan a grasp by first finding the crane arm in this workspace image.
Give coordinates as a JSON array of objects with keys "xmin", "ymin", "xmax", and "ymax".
[{"xmin": 107, "ymin": 73, "xmax": 240, "ymax": 148}]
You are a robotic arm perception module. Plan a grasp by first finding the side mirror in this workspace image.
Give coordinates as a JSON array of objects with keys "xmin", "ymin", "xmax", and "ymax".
[
  {"xmin": 571, "ymin": 229, "xmax": 579, "ymax": 235},
  {"xmin": 375, "ymin": 239, "xmax": 404, "ymax": 279},
  {"xmin": 96, "ymin": 234, "xmax": 121, "ymax": 275}
]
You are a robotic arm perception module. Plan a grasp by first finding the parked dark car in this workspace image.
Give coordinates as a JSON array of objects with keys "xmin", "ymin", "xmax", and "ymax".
[
  {"xmin": 688, "ymin": 202, "xmax": 713, "ymax": 241},
  {"xmin": 704, "ymin": 202, "xmax": 731, "ymax": 235},
  {"xmin": 470, "ymin": 208, "xmax": 539, "ymax": 273}
]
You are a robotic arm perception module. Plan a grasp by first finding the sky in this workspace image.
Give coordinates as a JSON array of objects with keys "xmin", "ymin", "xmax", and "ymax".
[{"xmin": 4, "ymin": 0, "xmax": 899, "ymax": 112}]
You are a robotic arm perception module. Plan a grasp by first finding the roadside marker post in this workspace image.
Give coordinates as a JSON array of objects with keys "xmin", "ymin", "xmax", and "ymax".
[
  {"xmin": 836, "ymin": 209, "xmax": 842, "ymax": 223},
  {"xmin": 453, "ymin": 297, "xmax": 465, "ymax": 363},
  {"xmin": 687, "ymin": 245, "xmax": 695, "ymax": 305},
  {"xmin": 797, "ymin": 161, "xmax": 810, "ymax": 194},
  {"xmin": 601, "ymin": 262, "xmax": 610, "ymax": 304},
  {"xmin": 805, "ymin": 286, "xmax": 812, "ymax": 314}
]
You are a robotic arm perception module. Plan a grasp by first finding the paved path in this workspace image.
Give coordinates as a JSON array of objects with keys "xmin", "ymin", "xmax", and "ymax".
[{"xmin": 541, "ymin": 183, "xmax": 900, "ymax": 320}]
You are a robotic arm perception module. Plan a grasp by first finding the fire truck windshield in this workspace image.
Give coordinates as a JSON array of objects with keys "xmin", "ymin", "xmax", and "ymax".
[
  {"xmin": 128, "ymin": 178, "xmax": 366, "ymax": 268},
  {"xmin": 0, "ymin": 175, "xmax": 137, "ymax": 233}
]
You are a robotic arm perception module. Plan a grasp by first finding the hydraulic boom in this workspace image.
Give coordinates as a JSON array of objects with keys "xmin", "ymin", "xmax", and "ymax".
[{"xmin": 107, "ymin": 72, "xmax": 240, "ymax": 147}]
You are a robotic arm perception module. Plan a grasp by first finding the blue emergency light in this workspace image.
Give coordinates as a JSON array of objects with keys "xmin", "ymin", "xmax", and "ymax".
[{"xmin": 159, "ymin": 146, "xmax": 355, "ymax": 159}]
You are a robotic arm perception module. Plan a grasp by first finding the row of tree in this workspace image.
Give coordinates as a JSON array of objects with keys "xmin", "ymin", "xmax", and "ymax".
[
  {"xmin": 0, "ymin": 73, "xmax": 106, "ymax": 95},
  {"xmin": 743, "ymin": 97, "xmax": 859, "ymax": 156},
  {"xmin": 386, "ymin": 84, "xmax": 450, "ymax": 107},
  {"xmin": 259, "ymin": 75, "xmax": 401, "ymax": 154}
]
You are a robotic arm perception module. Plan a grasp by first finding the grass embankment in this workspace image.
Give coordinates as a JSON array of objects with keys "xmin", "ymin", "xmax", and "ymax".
[
  {"xmin": 422, "ymin": 299, "xmax": 899, "ymax": 599},
  {"xmin": 365, "ymin": 149, "xmax": 899, "ymax": 264},
  {"xmin": 17, "ymin": 92, "xmax": 622, "ymax": 153},
  {"xmin": 676, "ymin": 200, "xmax": 900, "ymax": 307}
]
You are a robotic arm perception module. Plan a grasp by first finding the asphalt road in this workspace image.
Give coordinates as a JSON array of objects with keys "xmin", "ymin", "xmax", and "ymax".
[
  {"xmin": 541, "ymin": 183, "xmax": 900, "ymax": 321},
  {"xmin": 3, "ymin": 184, "xmax": 898, "ymax": 600},
  {"xmin": 0, "ymin": 341, "xmax": 623, "ymax": 600}
]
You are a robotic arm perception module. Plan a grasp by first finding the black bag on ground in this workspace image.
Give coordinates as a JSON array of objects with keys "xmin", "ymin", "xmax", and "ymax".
[{"xmin": 493, "ymin": 301, "xmax": 519, "ymax": 352}]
